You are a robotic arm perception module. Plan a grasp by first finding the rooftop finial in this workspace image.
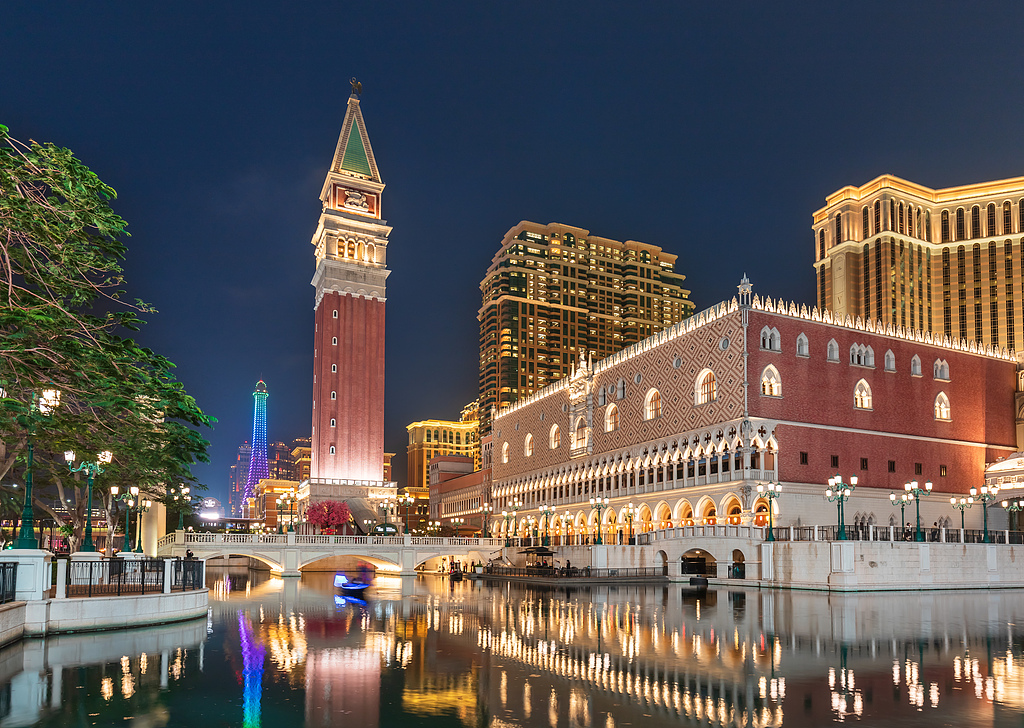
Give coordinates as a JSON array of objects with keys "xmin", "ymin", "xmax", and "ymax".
[{"xmin": 350, "ymin": 77, "xmax": 363, "ymax": 98}]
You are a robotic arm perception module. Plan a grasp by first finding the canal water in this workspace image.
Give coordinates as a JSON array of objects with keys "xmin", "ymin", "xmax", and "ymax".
[{"xmin": 1, "ymin": 567, "xmax": 1022, "ymax": 727}]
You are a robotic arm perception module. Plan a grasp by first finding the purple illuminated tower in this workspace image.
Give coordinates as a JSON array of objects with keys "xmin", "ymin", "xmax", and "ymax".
[{"xmin": 244, "ymin": 380, "xmax": 269, "ymax": 504}]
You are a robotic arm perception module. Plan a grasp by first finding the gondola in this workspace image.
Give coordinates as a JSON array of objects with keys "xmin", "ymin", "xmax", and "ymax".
[
  {"xmin": 334, "ymin": 573, "xmax": 370, "ymax": 594},
  {"xmin": 448, "ymin": 569, "xmax": 463, "ymax": 581}
]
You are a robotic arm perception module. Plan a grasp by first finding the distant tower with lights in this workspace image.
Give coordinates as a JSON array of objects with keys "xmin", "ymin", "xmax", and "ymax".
[
  {"xmin": 309, "ymin": 81, "xmax": 392, "ymax": 493},
  {"xmin": 244, "ymin": 380, "xmax": 269, "ymax": 505}
]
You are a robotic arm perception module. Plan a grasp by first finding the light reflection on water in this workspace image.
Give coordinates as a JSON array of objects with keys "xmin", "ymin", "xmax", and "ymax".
[{"xmin": 3, "ymin": 567, "xmax": 1024, "ymax": 726}]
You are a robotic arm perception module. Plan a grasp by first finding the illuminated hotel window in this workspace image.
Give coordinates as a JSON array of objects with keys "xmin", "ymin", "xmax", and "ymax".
[
  {"xmin": 605, "ymin": 404, "xmax": 619, "ymax": 432},
  {"xmin": 644, "ymin": 389, "xmax": 662, "ymax": 420},
  {"xmin": 971, "ymin": 206, "xmax": 980, "ymax": 238},
  {"xmin": 934, "ymin": 392, "xmax": 951, "ymax": 421},
  {"xmin": 695, "ymin": 370, "xmax": 716, "ymax": 405},
  {"xmin": 760, "ymin": 365, "xmax": 781, "ymax": 396},
  {"xmin": 853, "ymin": 380, "xmax": 872, "ymax": 410},
  {"xmin": 941, "ymin": 210, "xmax": 950, "ymax": 242},
  {"xmin": 956, "ymin": 208, "xmax": 965, "ymax": 240},
  {"xmin": 988, "ymin": 203, "xmax": 996, "ymax": 236},
  {"xmin": 1004, "ymin": 201, "xmax": 1012, "ymax": 233}
]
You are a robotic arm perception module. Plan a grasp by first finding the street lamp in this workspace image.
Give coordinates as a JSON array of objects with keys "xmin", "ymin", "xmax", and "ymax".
[
  {"xmin": 949, "ymin": 495, "xmax": 974, "ymax": 533},
  {"xmin": 903, "ymin": 480, "xmax": 933, "ymax": 542},
  {"xmin": 135, "ymin": 498, "xmax": 152, "ymax": 553},
  {"xmin": 560, "ymin": 511, "xmax": 572, "ymax": 546},
  {"xmin": 111, "ymin": 485, "xmax": 140, "ymax": 552},
  {"xmin": 756, "ymin": 481, "xmax": 781, "ymax": 541},
  {"xmin": 502, "ymin": 499, "xmax": 521, "ymax": 546},
  {"xmin": 623, "ymin": 502, "xmax": 639, "ymax": 545},
  {"xmin": 15, "ymin": 388, "xmax": 61, "ymax": 549},
  {"xmin": 890, "ymin": 492, "xmax": 911, "ymax": 537},
  {"xmin": 969, "ymin": 484, "xmax": 1000, "ymax": 543},
  {"xmin": 824, "ymin": 475, "xmax": 857, "ymax": 540},
  {"xmin": 362, "ymin": 518, "xmax": 374, "ymax": 534},
  {"xmin": 480, "ymin": 503, "xmax": 493, "ymax": 538},
  {"xmin": 451, "ymin": 517, "xmax": 465, "ymax": 537},
  {"xmin": 1001, "ymin": 498, "xmax": 1024, "ymax": 532},
  {"xmin": 172, "ymin": 483, "xmax": 191, "ymax": 531},
  {"xmin": 539, "ymin": 504, "xmax": 555, "ymax": 546},
  {"xmin": 589, "ymin": 497, "xmax": 609, "ymax": 545},
  {"xmin": 276, "ymin": 490, "xmax": 296, "ymax": 533},
  {"xmin": 64, "ymin": 449, "xmax": 112, "ymax": 553},
  {"xmin": 399, "ymin": 493, "xmax": 415, "ymax": 534}
]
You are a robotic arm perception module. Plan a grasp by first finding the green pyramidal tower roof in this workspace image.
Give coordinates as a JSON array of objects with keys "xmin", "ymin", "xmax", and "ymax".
[{"xmin": 340, "ymin": 119, "xmax": 372, "ymax": 177}]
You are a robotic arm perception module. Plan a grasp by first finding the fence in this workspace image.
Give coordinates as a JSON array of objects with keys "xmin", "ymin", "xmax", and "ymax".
[
  {"xmin": 0, "ymin": 563, "xmax": 15, "ymax": 604},
  {"xmin": 171, "ymin": 559, "xmax": 205, "ymax": 591},
  {"xmin": 66, "ymin": 558, "xmax": 165, "ymax": 597},
  {"xmin": 486, "ymin": 565, "xmax": 665, "ymax": 579},
  {"xmin": 766, "ymin": 525, "xmax": 1024, "ymax": 544}
]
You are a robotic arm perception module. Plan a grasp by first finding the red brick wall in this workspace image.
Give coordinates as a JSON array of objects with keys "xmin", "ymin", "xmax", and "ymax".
[{"xmin": 311, "ymin": 292, "xmax": 385, "ymax": 482}]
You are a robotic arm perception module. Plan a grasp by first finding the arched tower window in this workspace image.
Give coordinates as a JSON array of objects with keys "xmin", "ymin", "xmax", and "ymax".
[
  {"xmin": 854, "ymin": 380, "xmax": 872, "ymax": 410},
  {"xmin": 941, "ymin": 210, "xmax": 950, "ymax": 242},
  {"xmin": 330, "ymin": 391, "xmax": 337, "ymax": 400},
  {"xmin": 1004, "ymin": 201, "xmax": 1012, "ymax": 234},
  {"xmin": 760, "ymin": 365, "xmax": 781, "ymax": 397},
  {"xmin": 644, "ymin": 389, "xmax": 662, "ymax": 420},
  {"xmin": 934, "ymin": 392, "xmax": 951, "ymax": 421},
  {"xmin": 956, "ymin": 208, "xmax": 965, "ymax": 240},
  {"xmin": 971, "ymin": 205, "xmax": 981, "ymax": 239},
  {"xmin": 834, "ymin": 213, "xmax": 842, "ymax": 244},
  {"xmin": 862, "ymin": 206, "xmax": 870, "ymax": 238},
  {"xmin": 987, "ymin": 203, "xmax": 996, "ymax": 236},
  {"xmin": 605, "ymin": 404, "xmax": 619, "ymax": 432}
]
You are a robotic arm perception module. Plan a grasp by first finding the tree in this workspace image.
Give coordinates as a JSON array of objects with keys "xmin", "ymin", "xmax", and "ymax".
[
  {"xmin": 0, "ymin": 126, "xmax": 213, "ymax": 553},
  {"xmin": 306, "ymin": 500, "xmax": 352, "ymax": 532}
]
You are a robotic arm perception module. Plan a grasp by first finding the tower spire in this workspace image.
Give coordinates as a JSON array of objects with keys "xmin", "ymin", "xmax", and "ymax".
[{"xmin": 244, "ymin": 380, "xmax": 269, "ymax": 509}]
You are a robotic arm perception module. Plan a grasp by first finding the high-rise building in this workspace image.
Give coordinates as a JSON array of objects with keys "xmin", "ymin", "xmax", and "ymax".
[
  {"xmin": 303, "ymin": 84, "xmax": 396, "ymax": 523},
  {"xmin": 228, "ymin": 441, "xmax": 251, "ymax": 517},
  {"xmin": 244, "ymin": 380, "xmax": 269, "ymax": 511},
  {"xmin": 268, "ymin": 441, "xmax": 293, "ymax": 480},
  {"xmin": 406, "ymin": 402, "xmax": 480, "ymax": 491},
  {"xmin": 814, "ymin": 173, "xmax": 1024, "ymax": 354},
  {"xmin": 478, "ymin": 221, "xmax": 692, "ymax": 434}
]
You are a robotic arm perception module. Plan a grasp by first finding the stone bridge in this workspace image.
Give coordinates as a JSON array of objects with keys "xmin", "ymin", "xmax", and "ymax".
[{"xmin": 156, "ymin": 532, "xmax": 505, "ymax": 576}]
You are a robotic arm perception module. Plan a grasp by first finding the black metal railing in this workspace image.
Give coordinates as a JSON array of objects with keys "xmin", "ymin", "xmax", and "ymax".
[
  {"xmin": 172, "ymin": 559, "xmax": 205, "ymax": 591},
  {"xmin": 766, "ymin": 526, "xmax": 1024, "ymax": 544},
  {"xmin": 67, "ymin": 558, "xmax": 164, "ymax": 597},
  {"xmin": 486, "ymin": 566, "xmax": 665, "ymax": 579},
  {"xmin": 0, "ymin": 563, "xmax": 16, "ymax": 604}
]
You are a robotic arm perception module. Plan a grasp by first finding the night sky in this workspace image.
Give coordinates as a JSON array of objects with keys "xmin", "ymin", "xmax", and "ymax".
[{"xmin": 3, "ymin": 3, "xmax": 1024, "ymax": 502}]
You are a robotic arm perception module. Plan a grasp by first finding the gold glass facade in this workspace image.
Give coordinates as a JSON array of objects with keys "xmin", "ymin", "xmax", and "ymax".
[
  {"xmin": 478, "ymin": 221, "xmax": 692, "ymax": 434},
  {"xmin": 406, "ymin": 406, "xmax": 480, "ymax": 491},
  {"xmin": 815, "ymin": 174, "xmax": 1024, "ymax": 354}
]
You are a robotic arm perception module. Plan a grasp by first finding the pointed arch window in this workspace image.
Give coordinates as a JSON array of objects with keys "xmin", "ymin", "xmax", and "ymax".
[
  {"xmin": 605, "ymin": 404, "xmax": 619, "ymax": 432},
  {"xmin": 827, "ymin": 339, "xmax": 839, "ymax": 362},
  {"xmin": 933, "ymin": 359, "xmax": 950, "ymax": 380},
  {"xmin": 884, "ymin": 350, "xmax": 895, "ymax": 372},
  {"xmin": 910, "ymin": 354, "xmax": 922, "ymax": 377},
  {"xmin": 760, "ymin": 365, "xmax": 781, "ymax": 397},
  {"xmin": 644, "ymin": 389, "xmax": 662, "ymax": 420},
  {"xmin": 695, "ymin": 369, "xmax": 717, "ymax": 405},
  {"xmin": 759, "ymin": 326, "xmax": 781, "ymax": 352},
  {"xmin": 934, "ymin": 392, "xmax": 951, "ymax": 421},
  {"xmin": 524, "ymin": 434, "xmax": 534, "ymax": 457},
  {"xmin": 502, "ymin": 442, "xmax": 509, "ymax": 464},
  {"xmin": 854, "ymin": 380, "xmax": 873, "ymax": 410},
  {"xmin": 549, "ymin": 425, "xmax": 560, "ymax": 450},
  {"xmin": 796, "ymin": 333, "xmax": 809, "ymax": 357}
]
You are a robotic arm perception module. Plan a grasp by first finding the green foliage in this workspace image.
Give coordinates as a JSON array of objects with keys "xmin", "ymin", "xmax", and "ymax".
[{"xmin": 0, "ymin": 128, "xmax": 214, "ymax": 549}]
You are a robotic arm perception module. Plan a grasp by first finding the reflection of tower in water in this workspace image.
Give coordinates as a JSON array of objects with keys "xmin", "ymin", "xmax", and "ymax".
[{"xmin": 238, "ymin": 610, "xmax": 266, "ymax": 728}]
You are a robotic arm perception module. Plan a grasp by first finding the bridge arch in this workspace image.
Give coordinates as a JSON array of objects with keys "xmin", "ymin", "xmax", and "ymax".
[
  {"xmin": 203, "ymin": 550, "xmax": 284, "ymax": 572},
  {"xmin": 298, "ymin": 553, "xmax": 400, "ymax": 573}
]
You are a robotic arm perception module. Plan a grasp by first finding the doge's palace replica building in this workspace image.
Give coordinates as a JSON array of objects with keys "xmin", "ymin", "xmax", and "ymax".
[
  {"xmin": 489, "ymin": 278, "xmax": 1020, "ymax": 543},
  {"xmin": 302, "ymin": 84, "xmax": 396, "ymax": 515}
]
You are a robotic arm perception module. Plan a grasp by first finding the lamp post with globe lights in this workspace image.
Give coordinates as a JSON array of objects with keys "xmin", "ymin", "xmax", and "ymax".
[
  {"xmin": 1001, "ymin": 498, "xmax": 1024, "ymax": 533},
  {"xmin": 111, "ymin": 486, "xmax": 140, "ymax": 552},
  {"xmin": 398, "ymin": 493, "xmax": 415, "ymax": 534},
  {"xmin": 950, "ymin": 496, "xmax": 974, "ymax": 536},
  {"xmin": 15, "ymin": 388, "xmax": 61, "ymax": 549},
  {"xmin": 589, "ymin": 497, "xmax": 609, "ymax": 545},
  {"xmin": 825, "ymin": 475, "xmax": 857, "ymax": 540},
  {"xmin": 890, "ymin": 492, "xmax": 911, "ymax": 538},
  {"xmin": 970, "ymin": 484, "xmax": 1000, "ymax": 543},
  {"xmin": 451, "ymin": 517, "xmax": 465, "ymax": 538},
  {"xmin": 904, "ymin": 480, "xmax": 933, "ymax": 542},
  {"xmin": 134, "ymin": 498, "xmax": 152, "ymax": 553},
  {"xmin": 756, "ymin": 481, "xmax": 781, "ymax": 541},
  {"xmin": 539, "ymin": 504, "xmax": 555, "ymax": 546},
  {"xmin": 502, "ymin": 499, "xmax": 522, "ymax": 546},
  {"xmin": 171, "ymin": 484, "xmax": 191, "ymax": 531},
  {"xmin": 63, "ymin": 449, "xmax": 112, "ymax": 552},
  {"xmin": 479, "ymin": 503, "xmax": 493, "ymax": 538}
]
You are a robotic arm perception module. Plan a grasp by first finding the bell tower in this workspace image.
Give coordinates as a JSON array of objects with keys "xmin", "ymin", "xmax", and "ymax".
[{"xmin": 309, "ymin": 83, "xmax": 392, "ymax": 488}]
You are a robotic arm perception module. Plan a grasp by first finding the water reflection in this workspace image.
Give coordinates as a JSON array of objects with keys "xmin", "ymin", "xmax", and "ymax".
[{"xmin": 0, "ymin": 567, "xmax": 1022, "ymax": 726}]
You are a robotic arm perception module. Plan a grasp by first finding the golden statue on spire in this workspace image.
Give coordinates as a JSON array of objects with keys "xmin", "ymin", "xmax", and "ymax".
[{"xmin": 350, "ymin": 78, "xmax": 363, "ymax": 97}]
